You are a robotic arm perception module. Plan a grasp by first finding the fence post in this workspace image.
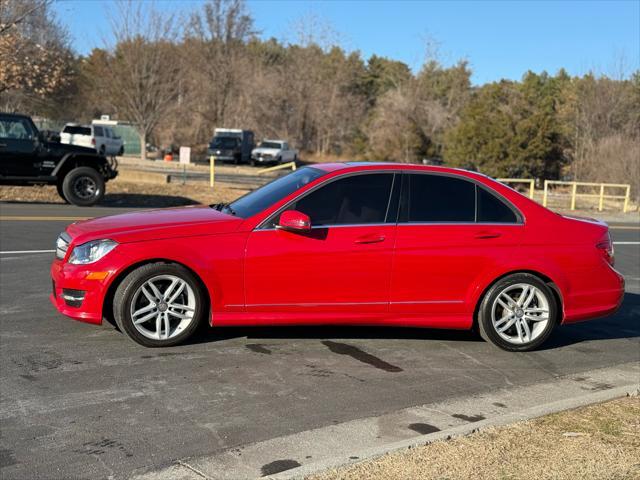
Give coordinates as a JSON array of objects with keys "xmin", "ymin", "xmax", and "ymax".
[
  {"xmin": 529, "ymin": 180, "xmax": 535, "ymax": 199},
  {"xmin": 570, "ymin": 183, "xmax": 577, "ymax": 210},
  {"xmin": 214, "ymin": 155, "xmax": 216, "ymax": 187},
  {"xmin": 623, "ymin": 185, "xmax": 630, "ymax": 213},
  {"xmin": 543, "ymin": 180, "xmax": 549, "ymax": 207},
  {"xmin": 598, "ymin": 184, "xmax": 605, "ymax": 211}
]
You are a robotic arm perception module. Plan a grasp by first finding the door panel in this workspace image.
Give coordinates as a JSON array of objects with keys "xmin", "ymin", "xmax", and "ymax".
[
  {"xmin": 390, "ymin": 224, "xmax": 523, "ymax": 315},
  {"xmin": 244, "ymin": 225, "xmax": 396, "ymax": 316}
]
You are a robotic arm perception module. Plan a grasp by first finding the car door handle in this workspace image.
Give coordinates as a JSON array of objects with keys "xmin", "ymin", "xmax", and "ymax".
[
  {"xmin": 0, "ymin": 143, "xmax": 6, "ymax": 148},
  {"xmin": 355, "ymin": 234, "xmax": 386, "ymax": 244},
  {"xmin": 475, "ymin": 231, "xmax": 502, "ymax": 239}
]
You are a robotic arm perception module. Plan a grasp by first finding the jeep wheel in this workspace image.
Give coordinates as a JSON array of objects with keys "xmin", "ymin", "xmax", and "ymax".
[
  {"xmin": 56, "ymin": 182, "xmax": 70, "ymax": 204},
  {"xmin": 62, "ymin": 167, "xmax": 105, "ymax": 206}
]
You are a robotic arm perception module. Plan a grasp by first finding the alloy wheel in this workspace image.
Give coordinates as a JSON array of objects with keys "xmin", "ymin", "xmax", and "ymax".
[
  {"xmin": 490, "ymin": 283, "xmax": 550, "ymax": 345},
  {"xmin": 72, "ymin": 176, "xmax": 97, "ymax": 200},
  {"xmin": 130, "ymin": 274, "xmax": 196, "ymax": 341}
]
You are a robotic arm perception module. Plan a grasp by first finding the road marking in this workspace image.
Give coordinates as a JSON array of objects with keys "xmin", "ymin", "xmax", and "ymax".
[
  {"xmin": 0, "ymin": 250, "xmax": 54, "ymax": 255},
  {"xmin": 614, "ymin": 242, "xmax": 640, "ymax": 245},
  {"xmin": 0, "ymin": 216, "xmax": 89, "ymax": 221}
]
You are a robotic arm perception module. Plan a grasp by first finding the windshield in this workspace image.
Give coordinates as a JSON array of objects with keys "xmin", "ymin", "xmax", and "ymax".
[
  {"xmin": 258, "ymin": 141, "xmax": 282, "ymax": 149},
  {"xmin": 217, "ymin": 167, "xmax": 327, "ymax": 218},
  {"xmin": 211, "ymin": 137, "xmax": 239, "ymax": 149}
]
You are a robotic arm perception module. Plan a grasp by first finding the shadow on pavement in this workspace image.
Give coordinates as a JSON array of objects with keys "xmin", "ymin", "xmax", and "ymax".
[
  {"xmin": 1, "ymin": 193, "xmax": 199, "ymax": 209},
  {"xmin": 184, "ymin": 293, "xmax": 640, "ymax": 350}
]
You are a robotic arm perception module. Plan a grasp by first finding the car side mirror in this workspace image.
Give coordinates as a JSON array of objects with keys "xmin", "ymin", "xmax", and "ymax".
[{"xmin": 277, "ymin": 210, "xmax": 311, "ymax": 232}]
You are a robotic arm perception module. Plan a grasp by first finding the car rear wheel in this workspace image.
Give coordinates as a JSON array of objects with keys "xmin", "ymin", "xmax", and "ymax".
[
  {"xmin": 61, "ymin": 166, "xmax": 105, "ymax": 206},
  {"xmin": 113, "ymin": 263, "xmax": 206, "ymax": 347},
  {"xmin": 478, "ymin": 273, "xmax": 557, "ymax": 351}
]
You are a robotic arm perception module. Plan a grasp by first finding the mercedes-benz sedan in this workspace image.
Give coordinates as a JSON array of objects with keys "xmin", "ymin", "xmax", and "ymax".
[{"xmin": 51, "ymin": 163, "xmax": 624, "ymax": 350}]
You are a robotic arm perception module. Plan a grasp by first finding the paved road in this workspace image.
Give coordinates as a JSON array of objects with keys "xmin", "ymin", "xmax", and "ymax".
[{"xmin": 0, "ymin": 203, "xmax": 638, "ymax": 479}]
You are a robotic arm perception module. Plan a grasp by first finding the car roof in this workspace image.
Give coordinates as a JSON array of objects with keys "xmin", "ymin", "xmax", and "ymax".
[{"xmin": 310, "ymin": 162, "xmax": 481, "ymax": 177}]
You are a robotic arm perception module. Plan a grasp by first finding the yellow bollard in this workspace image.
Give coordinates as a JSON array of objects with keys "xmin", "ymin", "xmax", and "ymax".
[
  {"xmin": 210, "ymin": 155, "xmax": 215, "ymax": 187},
  {"xmin": 623, "ymin": 186, "xmax": 630, "ymax": 213},
  {"xmin": 570, "ymin": 183, "xmax": 577, "ymax": 210},
  {"xmin": 543, "ymin": 180, "xmax": 549, "ymax": 207},
  {"xmin": 598, "ymin": 184, "xmax": 605, "ymax": 211},
  {"xmin": 529, "ymin": 180, "xmax": 535, "ymax": 199}
]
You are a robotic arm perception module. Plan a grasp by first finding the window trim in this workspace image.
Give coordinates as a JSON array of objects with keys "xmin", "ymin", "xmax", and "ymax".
[
  {"xmin": 256, "ymin": 171, "xmax": 400, "ymax": 230},
  {"xmin": 399, "ymin": 171, "xmax": 524, "ymax": 225}
]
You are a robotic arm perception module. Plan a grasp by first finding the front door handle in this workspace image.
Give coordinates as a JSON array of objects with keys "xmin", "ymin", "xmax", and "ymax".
[
  {"xmin": 0, "ymin": 143, "xmax": 7, "ymax": 148},
  {"xmin": 355, "ymin": 234, "xmax": 386, "ymax": 244},
  {"xmin": 475, "ymin": 231, "xmax": 501, "ymax": 239}
]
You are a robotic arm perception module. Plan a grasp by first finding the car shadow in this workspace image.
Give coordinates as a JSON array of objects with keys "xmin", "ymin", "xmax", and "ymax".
[{"xmin": 185, "ymin": 292, "xmax": 640, "ymax": 349}]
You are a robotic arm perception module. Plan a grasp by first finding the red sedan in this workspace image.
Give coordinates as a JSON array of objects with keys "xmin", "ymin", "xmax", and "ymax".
[{"xmin": 50, "ymin": 163, "xmax": 624, "ymax": 350}]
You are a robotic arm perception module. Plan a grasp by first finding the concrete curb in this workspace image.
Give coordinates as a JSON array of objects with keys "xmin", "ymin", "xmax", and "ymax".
[{"xmin": 268, "ymin": 383, "xmax": 639, "ymax": 480}]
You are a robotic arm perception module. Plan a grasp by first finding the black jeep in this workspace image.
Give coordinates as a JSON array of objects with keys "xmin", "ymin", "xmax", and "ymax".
[{"xmin": 0, "ymin": 113, "xmax": 118, "ymax": 206}]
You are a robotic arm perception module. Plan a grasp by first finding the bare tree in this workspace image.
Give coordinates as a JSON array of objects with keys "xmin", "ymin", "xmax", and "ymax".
[
  {"xmin": 99, "ymin": 1, "xmax": 181, "ymax": 160},
  {"xmin": 0, "ymin": 0, "xmax": 72, "ymax": 111}
]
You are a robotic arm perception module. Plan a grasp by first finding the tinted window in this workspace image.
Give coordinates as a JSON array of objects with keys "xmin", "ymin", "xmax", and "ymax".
[
  {"xmin": 0, "ymin": 118, "xmax": 35, "ymax": 139},
  {"xmin": 93, "ymin": 126, "xmax": 104, "ymax": 136},
  {"xmin": 289, "ymin": 173, "xmax": 394, "ymax": 226},
  {"xmin": 227, "ymin": 167, "xmax": 327, "ymax": 219},
  {"xmin": 477, "ymin": 187, "xmax": 517, "ymax": 223},
  {"xmin": 63, "ymin": 125, "xmax": 91, "ymax": 135},
  {"xmin": 405, "ymin": 174, "xmax": 475, "ymax": 222}
]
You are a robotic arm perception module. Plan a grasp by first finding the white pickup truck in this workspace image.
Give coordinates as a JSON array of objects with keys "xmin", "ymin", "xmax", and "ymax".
[
  {"xmin": 60, "ymin": 123, "xmax": 124, "ymax": 157},
  {"xmin": 250, "ymin": 140, "xmax": 297, "ymax": 166}
]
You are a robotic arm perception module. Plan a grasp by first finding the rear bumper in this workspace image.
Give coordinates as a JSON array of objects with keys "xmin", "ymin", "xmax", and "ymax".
[{"xmin": 562, "ymin": 269, "xmax": 625, "ymax": 324}]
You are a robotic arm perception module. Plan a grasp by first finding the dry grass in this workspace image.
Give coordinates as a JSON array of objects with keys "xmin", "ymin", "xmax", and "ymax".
[{"xmin": 309, "ymin": 396, "xmax": 640, "ymax": 480}]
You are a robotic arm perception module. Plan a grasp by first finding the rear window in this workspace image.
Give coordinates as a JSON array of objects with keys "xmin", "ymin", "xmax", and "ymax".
[
  {"xmin": 477, "ymin": 187, "xmax": 518, "ymax": 223},
  {"xmin": 404, "ymin": 174, "xmax": 476, "ymax": 222},
  {"xmin": 63, "ymin": 125, "xmax": 91, "ymax": 136}
]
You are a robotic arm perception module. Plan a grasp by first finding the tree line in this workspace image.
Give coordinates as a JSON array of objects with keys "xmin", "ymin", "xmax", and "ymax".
[{"xmin": 1, "ymin": 0, "xmax": 638, "ymax": 199}]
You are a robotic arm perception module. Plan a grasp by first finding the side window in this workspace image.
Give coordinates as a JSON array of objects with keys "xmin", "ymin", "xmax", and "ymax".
[
  {"xmin": 477, "ymin": 187, "xmax": 517, "ymax": 223},
  {"xmin": 283, "ymin": 143, "xmax": 288, "ymax": 150},
  {"xmin": 288, "ymin": 173, "xmax": 395, "ymax": 226},
  {"xmin": 0, "ymin": 118, "xmax": 34, "ymax": 140},
  {"xmin": 404, "ymin": 174, "xmax": 475, "ymax": 222},
  {"xmin": 94, "ymin": 126, "xmax": 104, "ymax": 137},
  {"xmin": 104, "ymin": 128, "xmax": 112, "ymax": 138}
]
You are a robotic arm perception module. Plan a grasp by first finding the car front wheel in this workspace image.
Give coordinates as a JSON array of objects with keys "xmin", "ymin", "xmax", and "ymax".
[
  {"xmin": 113, "ymin": 263, "xmax": 206, "ymax": 347},
  {"xmin": 478, "ymin": 273, "xmax": 557, "ymax": 351},
  {"xmin": 61, "ymin": 166, "xmax": 105, "ymax": 206}
]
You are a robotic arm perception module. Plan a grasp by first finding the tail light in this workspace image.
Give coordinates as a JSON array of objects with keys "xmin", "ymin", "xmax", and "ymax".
[
  {"xmin": 596, "ymin": 232, "xmax": 614, "ymax": 266},
  {"xmin": 91, "ymin": 138, "xmax": 96, "ymax": 146}
]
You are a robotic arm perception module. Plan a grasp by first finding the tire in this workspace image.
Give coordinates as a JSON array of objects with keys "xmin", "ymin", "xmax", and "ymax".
[
  {"xmin": 477, "ymin": 273, "xmax": 557, "ymax": 352},
  {"xmin": 118, "ymin": 146, "xmax": 124, "ymax": 156},
  {"xmin": 99, "ymin": 145, "xmax": 106, "ymax": 155},
  {"xmin": 61, "ymin": 167, "xmax": 105, "ymax": 206},
  {"xmin": 113, "ymin": 262, "xmax": 207, "ymax": 347},
  {"xmin": 56, "ymin": 182, "xmax": 70, "ymax": 204}
]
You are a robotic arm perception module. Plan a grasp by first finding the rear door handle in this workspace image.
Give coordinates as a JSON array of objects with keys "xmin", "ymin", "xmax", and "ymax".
[
  {"xmin": 355, "ymin": 234, "xmax": 386, "ymax": 244},
  {"xmin": 475, "ymin": 231, "xmax": 501, "ymax": 239}
]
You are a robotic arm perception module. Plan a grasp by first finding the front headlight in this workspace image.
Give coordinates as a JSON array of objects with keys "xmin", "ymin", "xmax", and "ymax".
[{"xmin": 69, "ymin": 239, "xmax": 118, "ymax": 265}]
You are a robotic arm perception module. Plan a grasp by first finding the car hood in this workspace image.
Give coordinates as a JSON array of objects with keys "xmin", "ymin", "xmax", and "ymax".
[
  {"xmin": 66, "ymin": 205, "xmax": 242, "ymax": 245},
  {"xmin": 252, "ymin": 147, "xmax": 280, "ymax": 155}
]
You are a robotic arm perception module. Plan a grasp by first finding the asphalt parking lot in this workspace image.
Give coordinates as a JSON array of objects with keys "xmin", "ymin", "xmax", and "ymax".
[{"xmin": 0, "ymin": 202, "xmax": 639, "ymax": 479}]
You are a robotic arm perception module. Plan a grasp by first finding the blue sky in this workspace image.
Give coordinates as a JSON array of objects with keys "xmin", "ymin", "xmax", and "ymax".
[{"xmin": 55, "ymin": 0, "xmax": 639, "ymax": 84}]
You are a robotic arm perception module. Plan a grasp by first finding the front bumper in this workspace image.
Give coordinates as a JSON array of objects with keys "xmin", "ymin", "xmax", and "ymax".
[{"xmin": 50, "ymin": 258, "xmax": 117, "ymax": 325}]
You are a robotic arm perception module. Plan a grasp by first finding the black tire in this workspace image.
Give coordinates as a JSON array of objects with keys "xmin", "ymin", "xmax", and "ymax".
[
  {"xmin": 99, "ymin": 145, "xmax": 106, "ymax": 155},
  {"xmin": 118, "ymin": 146, "xmax": 124, "ymax": 156},
  {"xmin": 477, "ymin": 273, "xmax": 558, "ymax": 352},
  {"xmin": 56, "ymin": 182, "xmax": 70, "ymax": 204},
  {"xmin": 113, "ymin": 262, "xmax": 207, "ymax": 347},
  {"xmin": 61, "ymin": 166, "xmax": 105, "ymax": 206}
]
